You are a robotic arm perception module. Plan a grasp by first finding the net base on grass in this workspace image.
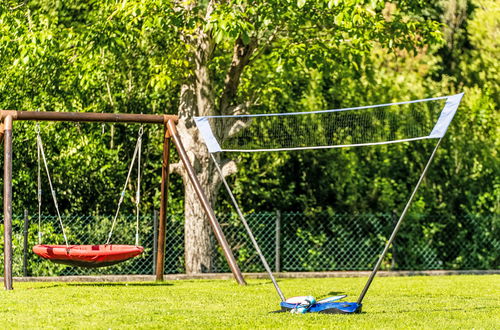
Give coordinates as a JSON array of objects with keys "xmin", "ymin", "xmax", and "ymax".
[
  {"xmin": 273, "ymin": 295, "xmax": 361, "ymax": 314},
  {"xmin": 278, "ymin": 301, "xmax": 362, "ymax": 314},
  {"xmin": 33, "ymin": 244, "xmax": 144, "ymax": 268}
]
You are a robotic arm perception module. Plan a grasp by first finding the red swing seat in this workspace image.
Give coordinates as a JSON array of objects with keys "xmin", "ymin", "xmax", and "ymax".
[{"xmin": 33, "ymin": 244, "xmax": 144, "ymax": 268}]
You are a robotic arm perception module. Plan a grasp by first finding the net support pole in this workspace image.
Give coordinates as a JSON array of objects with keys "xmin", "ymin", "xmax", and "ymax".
[
  {"xmin": 210, "ymin": 154, "xmax": 286, "ymax": 301},
  {"xmin": 156, "ymin": 124, "xmax": 171, "ymax": 281},
  {"xmin": 3, "ymin": 115, "xmax": 13, "ymax": 290},
  {"xmin": 166, "ymin": 120, "xmax": 246, "ymax": 286},
  {"xmin": 357, "ymin": 138, "xmax": 443, "ymax": 305}
]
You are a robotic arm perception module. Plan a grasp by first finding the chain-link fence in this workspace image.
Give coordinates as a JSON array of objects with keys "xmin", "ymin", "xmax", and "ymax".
[
  {"xmin": 2, "ymin": 211, "xmax": 498, "ymax": 277},
  {"xmin": 213, "ymin": 212, "xmax": 499, "ymax": 273}
]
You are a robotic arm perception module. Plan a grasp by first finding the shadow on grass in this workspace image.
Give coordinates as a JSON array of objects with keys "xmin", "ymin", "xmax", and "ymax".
[
  {"xmin": 269, "ymin": 306, "xmax": 494, "ymax": 316},
  {"xmin": 27, "ymin": 282, "xmax": 173, "ymax": 289},
  {"xmin": 246, "ymin": 280, "xmax": 281, "ymax": 287},
  {"xmin": 66, "ymin": 282, "xmax": 173, "ymax": 287}
]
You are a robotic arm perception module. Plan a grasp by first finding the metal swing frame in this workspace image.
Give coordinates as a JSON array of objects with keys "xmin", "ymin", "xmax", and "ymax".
[{"xmin": 0, "ymin": 111, "xmax": 246, "ymax": 290}]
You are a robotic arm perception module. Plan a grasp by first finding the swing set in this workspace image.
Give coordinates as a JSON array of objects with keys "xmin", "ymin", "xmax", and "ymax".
[{"xmin": 0, "ymin": 111, "xmax": 246, "ymax": 290}]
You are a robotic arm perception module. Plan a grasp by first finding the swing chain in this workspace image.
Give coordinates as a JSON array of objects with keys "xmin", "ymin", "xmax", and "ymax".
[
  {"xmin": 36, "ymin": 126, "xmax": 70, "ymax": 247},
  {"xmin": 138, "ymin": 124, "xmax": 144, "ymax": 138},
  {"xmin": 135, "ymin": 126, "xmax": 143, "ymax": 246},
  {"xmin": 36, "ymin": 122, "xmax": 42, "ymax": 244},
  {"xmin": 106, "ymin": 125, "xmax": 144, "ymax": 246}
]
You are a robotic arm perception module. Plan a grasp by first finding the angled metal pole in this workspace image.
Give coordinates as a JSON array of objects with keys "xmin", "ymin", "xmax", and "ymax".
[
  {"xmin": 357, "ymin": 138, "xmax": 443, "ymax": 304},
  {"xmin": 167, "ymin": 120, "xmax": 246, "ymax": 286},
  {"xmin": 210, "ymin": 153, "xmax": 286, "ymax": 301},
  {"xmin": 3, "ymin": 115, "xmax": 13, "ymax": 290}
]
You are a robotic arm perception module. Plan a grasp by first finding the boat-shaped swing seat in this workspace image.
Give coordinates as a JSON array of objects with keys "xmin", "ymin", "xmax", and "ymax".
[{"xmin": 33, "ymin": 244, "xmax": 144, "ymax": 268}]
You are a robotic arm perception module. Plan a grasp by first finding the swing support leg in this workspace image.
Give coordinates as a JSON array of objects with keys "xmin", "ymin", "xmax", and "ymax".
[
  {"xmin": 166, "ymin": 120, "xmax": 246, "ymax": 286},
  {"xmin": 3, "ymin": 115, "xmax": 13, "ymax": 290},
  {"xmin": 156, "ymin": 124, "xmax": 171, "ymax": 281}
]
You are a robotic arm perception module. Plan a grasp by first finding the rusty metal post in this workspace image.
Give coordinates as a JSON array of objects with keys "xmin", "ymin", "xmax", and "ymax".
[
  {"xmin": 3, "ymin": 115, "xmax": 13, "ymax": 290},
  {"xmin": 166, "ymin": 120, "xmax": 246, "ymax": 286},
  {"xmin": 156, "ymin": 125, "xmax": 171, "ymax": 281}
]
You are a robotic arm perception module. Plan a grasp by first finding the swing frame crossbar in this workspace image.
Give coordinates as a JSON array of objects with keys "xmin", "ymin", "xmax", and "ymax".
[{"xmin": 0, "ymin": 110, "xmax": 246, "ymax": 290}]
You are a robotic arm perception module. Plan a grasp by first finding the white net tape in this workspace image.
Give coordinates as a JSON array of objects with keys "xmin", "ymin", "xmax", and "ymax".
[{"xmin": 195, "ymin": 93, "xmax": 463, "ymax": 153}]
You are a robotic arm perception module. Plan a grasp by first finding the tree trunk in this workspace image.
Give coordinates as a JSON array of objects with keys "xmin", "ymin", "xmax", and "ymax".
[
  {"xmin": 177, "ymin": 20, "xmax": 219, "ymax": 273},
  {"xmin": 177, "ymin": 117, "xmax": 221, "ymax": 273}
]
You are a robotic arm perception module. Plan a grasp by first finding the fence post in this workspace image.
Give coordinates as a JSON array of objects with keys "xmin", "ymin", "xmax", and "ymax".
[
  {"xmin": 153, "ymin": 210, "xmax": 158, "ymax": 275},
  {"xmin": 23, "ymin": 209, "xmax": 29, "ymax": 277},
  {"xmin": 275, "ymin": 210, "xmax": 281, "ymax": 273},
  {"xmin": 391, "ymin": 212, "xmax": 397, "ymax": 270}
]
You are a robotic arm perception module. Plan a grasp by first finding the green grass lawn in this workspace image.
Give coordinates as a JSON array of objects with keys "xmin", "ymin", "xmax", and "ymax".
[{"xmin": 0, "ymin": 275, "xmax": 498, "ymax": 329}]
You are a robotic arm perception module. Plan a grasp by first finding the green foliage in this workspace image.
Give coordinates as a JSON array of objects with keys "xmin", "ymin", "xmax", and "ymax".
[
  {"xmin": 0, "ymin": 1, "xmax": 184, "ymax": 217},
  {"xmin": 461, "ymin": 0, "xmax": 499, "ymax": 103},
  {"xmin": 0, "ymin": 0, "xmax": 445, "ymax": 212},
  {"xmin": 0, "ymin": 0, "xmax": 497, "ymax": 273},
  {"xmin": 223, "ymin": 0, "xmax": 497, "ymax": 220}
]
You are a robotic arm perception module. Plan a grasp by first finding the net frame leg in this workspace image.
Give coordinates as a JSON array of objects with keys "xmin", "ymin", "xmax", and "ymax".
[
  {"xmin": 357, "ymin": 137, "xmax": 443, "ymax": 305},
  {"xmin": 210, "ymin": 153, "xmax": 287, "ymax": 302}
]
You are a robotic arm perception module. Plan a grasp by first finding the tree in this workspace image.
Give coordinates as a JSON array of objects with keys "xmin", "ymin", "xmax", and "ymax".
[
  {"xmin": 0, "ymin": 0, "xmax": 443, "ymax": 274},
  {"xmin": 150, "ymin": 0, "xmax": 442, "ymax": 273}
]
